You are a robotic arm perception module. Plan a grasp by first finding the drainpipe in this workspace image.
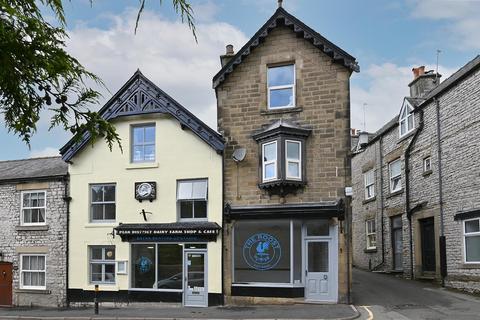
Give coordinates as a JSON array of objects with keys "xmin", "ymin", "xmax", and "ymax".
[
  {"xmin": 405, "ymin": 109, "xmax": 424, "ymax": 280},
  {"xmin": 62, "ymin": 174, "xmax": 71, "ymax": 307},
  {"xmin": 373, "ymin": 136, "xmax": 385, "ymax": 270},
  {"xmin": 435, "ymin": 98, "xmax": 447, "ymax": 286}
]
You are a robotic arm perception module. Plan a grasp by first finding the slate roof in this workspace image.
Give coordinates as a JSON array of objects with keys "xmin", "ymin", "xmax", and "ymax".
[
  {"xmin": 252, "ymin": 119, "xmax": 312, "ymax": 140},
  {"xmin": 212, "ymin": 7, "xmax": 359, "ymax": 89},
  {"xmin": 60, "ymin": 70, "xmax": 225, "ymax": 161},
  {"xmin": 0, "ymin": 156, "xmax": 67, "ymax": 183}
]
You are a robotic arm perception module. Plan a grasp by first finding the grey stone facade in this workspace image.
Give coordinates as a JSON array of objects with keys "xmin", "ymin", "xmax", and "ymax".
[
  {"xmin": 0, "ymin": 157, "xmax": 68, "ymax": 307},
  {"xmin": 352, "ymin": 56, "xmax": 480, "ymax": 294}
]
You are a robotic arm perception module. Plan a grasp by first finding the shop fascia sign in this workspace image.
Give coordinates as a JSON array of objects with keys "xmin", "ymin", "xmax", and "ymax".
[{"xmin": 116, "ymin": 228, "xmax": 219, "ymax": 236}]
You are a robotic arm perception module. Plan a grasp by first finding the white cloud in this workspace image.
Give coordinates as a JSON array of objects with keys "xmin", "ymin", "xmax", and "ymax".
[
  {"xmin": 65, "ymin": 8, "xmax": 248, "ymax": 129},
  {"xmin": 30, "ymin": 147, "xmax": 60, "ymax": 158},
  {"xmin": 351, "ymin": 62, "xmax": 457, "ymax": 132},
  {"xmin": 409, "ymin": 0, "xmax": 480, "ymax": 50}
]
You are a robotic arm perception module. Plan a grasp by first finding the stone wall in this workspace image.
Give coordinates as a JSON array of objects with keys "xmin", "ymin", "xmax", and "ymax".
[
  {"xmin": 0, "ymin": 180, "xmax": 68, "ymax": 307},
  {"xmin": 216, "ymin": 25, "xmax": 353, "ymax": 303}
]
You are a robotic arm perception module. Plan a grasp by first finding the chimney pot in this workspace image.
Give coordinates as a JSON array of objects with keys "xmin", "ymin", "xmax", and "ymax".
[
  {"xmin": 412, "ymin": 66, "xmax": 425, "ymax": 79},
  {"xmin": 226, "ymin": 44, "xmax": 234, "ymax": 55}
]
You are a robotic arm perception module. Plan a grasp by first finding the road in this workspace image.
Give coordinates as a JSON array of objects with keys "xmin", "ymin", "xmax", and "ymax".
[{"xmin": 352, "ymin": 268, "xmax": 480, "ymax": 319}]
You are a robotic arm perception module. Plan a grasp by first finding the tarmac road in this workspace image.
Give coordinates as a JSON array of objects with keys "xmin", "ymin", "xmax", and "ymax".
[{"xmin": 352, "ymin": 267, "xmax": 480, "ymax": 320}]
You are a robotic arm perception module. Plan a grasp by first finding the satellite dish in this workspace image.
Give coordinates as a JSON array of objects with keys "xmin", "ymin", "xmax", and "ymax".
[{"xmin": 232, "ymin": 148, "xmax": 246, "ymax": 162}]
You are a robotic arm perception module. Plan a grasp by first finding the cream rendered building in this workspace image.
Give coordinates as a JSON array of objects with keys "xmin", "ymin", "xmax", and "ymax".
[{"xmin": 61, "ymin": 71, "xmax": 224, "ymax": 307}]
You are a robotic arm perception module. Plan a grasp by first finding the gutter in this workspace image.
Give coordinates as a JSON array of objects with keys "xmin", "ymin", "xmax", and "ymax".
[{"xmin": 405, "ymin": 108, "xmax": 424, "ymax": 280}]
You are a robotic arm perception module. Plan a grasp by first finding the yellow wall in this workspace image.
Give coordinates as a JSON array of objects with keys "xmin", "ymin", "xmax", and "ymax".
[{"xmin": 68, "ymin": 114, "xmax": 223, "ymax": 294}]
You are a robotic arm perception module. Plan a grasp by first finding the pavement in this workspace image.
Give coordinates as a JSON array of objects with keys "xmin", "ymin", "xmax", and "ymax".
[
  {"xmin": 0, "ymin": 303, "xmax": 359, "ymax": 320},
  {"xmin": 352, "ymin": 267, "xmax": 480, "ymax": 320}
]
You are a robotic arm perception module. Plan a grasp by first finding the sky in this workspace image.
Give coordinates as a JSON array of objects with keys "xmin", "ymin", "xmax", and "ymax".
[{"xmin": 1, "ymin": 0, "xmax": 480, "ymax": 160}]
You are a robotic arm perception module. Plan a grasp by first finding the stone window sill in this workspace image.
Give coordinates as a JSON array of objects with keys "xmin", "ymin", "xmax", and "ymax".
[
  {"xmin": 364, "ymin": 248, "xmax": 377, "ymax": 253},
  {"xmin": 260, "ymin": 107, "xmax": 303, "ymax": 116},
  {"xmin": 15, "ymin": 225, "xmax": 49, "ymax": 231},
  {"xmin": 125, "ymin": 162, "xmax": 159, "ymax": 170},
  {"xmin": 16, "ymin": 289, "xmax": 51, "ymax": 294},
  {"xmin": 387, "ymin": 189, "xmax": 404, "ymax": 199},
  {"xmin": 363, "ymin": 197, "xmax": 376, "ymax": 205},
  {"xmin": 422, "ymin": 170, "xmax": 433, "ymax": 177},
  {"xmin": 461, "ymin": 263, "xmax": 480, "ymax": 269}
]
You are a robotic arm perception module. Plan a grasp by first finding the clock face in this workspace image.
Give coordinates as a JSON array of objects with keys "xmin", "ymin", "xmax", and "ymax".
[{"xmin": 137, "ymin": 183, "xmax": 152, "ymax": 197}]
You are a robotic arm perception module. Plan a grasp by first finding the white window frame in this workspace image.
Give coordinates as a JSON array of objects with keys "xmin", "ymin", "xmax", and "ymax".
[
  {"xmin": 262, "ymin": 141, "xmax": 278, "ymax": 182},
  {"xmin": 90, "ymin": 184, "xmax": 116, "ymax": 223},
  {"xmin": 20, "ymin": 190, "xmax": 47, "ymax": 226},
  {"xmin": 366, "ymin": 219, "xmax": 376, "ymax": 250},
  {"xmin": 285, "ymin": 140, "xmax": 301, "ymax": 180},
  {"xmin": 364, "ymin": 170, "xmax": 375, "ymax": 200},
  {"xmin": 20, "ymin": 254, "xmax": 46, "ymax": 290},
  {"xmin": 389, "ymin": 159, "xmax": 402, "ymax": 193},
  {"xmin": 89, "ymin": 246, "xmax": 116, "ymax": 284},
  {"xmin": 463, "ymin": 218, "xmax": 480, "ymax": 264},
  {"xmin": 423, "ymin": 156, "xmax": 432, "ymax": 172},
  {"xmin": 267, "ymin": 64, "xmax": 296, "ymax": 109},
  {"xmin": 176, "ymin": 179, "xmax": 208, "ymax": 221},
  {"xmin": 399, "ymin": 101, "xmax": 415, "ymax": 138},
  {"xmin": 131, "ymin": 123, "xmax": 156, "ymax": 163}
]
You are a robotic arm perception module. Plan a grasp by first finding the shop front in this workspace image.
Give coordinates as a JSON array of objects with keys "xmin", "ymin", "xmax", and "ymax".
[
  {"xmin": 225, "ymin": 202, "xmax": 344, "ymax": 303},
  {"xmin": 115, "ymin": 223, "xmax": 221, "ymax": 307}
]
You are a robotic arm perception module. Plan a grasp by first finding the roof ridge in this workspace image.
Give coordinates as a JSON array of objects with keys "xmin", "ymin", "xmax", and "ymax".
[{"xmin": 0, "ymin": 155, "xmax": 61, "ymax": 164}]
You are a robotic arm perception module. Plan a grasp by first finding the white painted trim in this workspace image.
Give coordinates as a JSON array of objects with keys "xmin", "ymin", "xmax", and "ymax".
[
  {"xmin": 389, "ymin": 159, "xmax": 402, "ymax": 193},
  {"xmin": 267, "ymin": 64, "xmax": 296, "ymax": 109},
  {"xmin": 19, "ymin": 254, "xmax": 47, "ymax": 290},
  {"xmin": 20, "ymin": 190, "xmax": 47, "ymax": 226},
  {"xmin": 364, "ymin": 170, "xmax": 375, "ymax": 200},
  {"xmin": 398, "ymin": 100, "xmax": 415, "ymax": 138}
]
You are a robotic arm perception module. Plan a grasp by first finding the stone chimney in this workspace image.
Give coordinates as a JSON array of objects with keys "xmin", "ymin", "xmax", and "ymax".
[
  {"xmin": 358, "ymin": 131, "xmax": 369, "ymax": 148},
  {"xmin": 409, "ymin": 66, "xmax": 441, "ymax": 98},
  {"xmin": 220, "ymin": 44, "xmax": 235, "ymax": 67}
]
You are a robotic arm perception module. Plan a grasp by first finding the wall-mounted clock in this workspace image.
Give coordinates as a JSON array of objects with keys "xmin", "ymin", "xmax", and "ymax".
[{"xmin": 135, "ymin": 182, "xmax": 156, "ymax": 202}]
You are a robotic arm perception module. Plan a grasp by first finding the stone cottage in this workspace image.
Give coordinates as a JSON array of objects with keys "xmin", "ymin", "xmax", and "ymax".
[
  {"xmin": 215, "ymin": 4, "xmax": 359, "ymax": 304},
  {"xmin": 0, "ymin": 157, "xmax": 68, "ymax": 307},
  {"xmin": 352, "ymin": 55, "xmax": 480, "ymax": 294}
]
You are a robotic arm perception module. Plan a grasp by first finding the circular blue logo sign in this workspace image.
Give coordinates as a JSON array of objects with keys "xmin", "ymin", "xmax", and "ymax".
[
  {"xmin": 137, "ymin": 256, "xmax": 152, "ymax": 273},
  {"xmin": 243, "ymin": 233, "xmax": 282, "ymax": 270}
]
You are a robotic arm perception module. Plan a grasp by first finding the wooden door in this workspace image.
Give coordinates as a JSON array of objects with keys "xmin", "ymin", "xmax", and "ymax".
[
  {"xmin": 420, "ymin": 218, "xmax": 436, "ymax": 272},
  {"xmin": 0, "ymin": 262, "xmax": 13, "ymax": 306}
]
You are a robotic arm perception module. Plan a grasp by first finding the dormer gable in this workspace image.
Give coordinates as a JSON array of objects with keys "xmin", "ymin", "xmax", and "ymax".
[{"xmin": 398, "ymin": 98, "xmax": 415, "ymax": 138}]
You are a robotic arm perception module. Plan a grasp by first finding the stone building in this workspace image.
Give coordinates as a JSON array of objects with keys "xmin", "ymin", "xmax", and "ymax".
[
  {"xmin": 352, "ymin": 55, "xmax": 480, "ymax": 293},
  {"xmin": 0, "ymin": 157, "xmax": 68, "ymax": 307},
  {"xmin": 61, "ymin": 70, "xmax": 224, "ymax": 307},
  {"xmin": 215, "ymin": 5, "xmax": 359, "ymax": 303}
]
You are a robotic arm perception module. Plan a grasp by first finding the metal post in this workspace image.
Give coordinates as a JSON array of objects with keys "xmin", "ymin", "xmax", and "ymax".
[{"xmin": 94, "ymin": 284, "xmax": 99, "ymax": 315}]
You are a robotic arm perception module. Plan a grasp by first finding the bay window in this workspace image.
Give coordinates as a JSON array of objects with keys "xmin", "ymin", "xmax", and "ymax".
[
  {"xmin": 262, "ymin": 141, "xmax": 278, "ymax": 181},
  {"xmin": 286, "ymin": 140, "xmax": 301, "ymax": 180}
]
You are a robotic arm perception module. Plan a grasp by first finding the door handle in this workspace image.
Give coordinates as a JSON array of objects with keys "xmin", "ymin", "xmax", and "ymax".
[
  {"xmin": 305, "ymin": 269, "xmax": 308, "ymax": 277},
  {"xmin": 323, "ymin": 275, "xmax": 328, "ymax": 280},
  {"xmin": 2, "ymin": 271, "xmax": 6, "ymax": 278}
]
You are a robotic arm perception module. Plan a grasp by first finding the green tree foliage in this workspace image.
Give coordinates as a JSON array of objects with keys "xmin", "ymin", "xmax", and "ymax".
[{"xmin": 0, "ymin": 0, "xmax": 195, "ymax": 150}]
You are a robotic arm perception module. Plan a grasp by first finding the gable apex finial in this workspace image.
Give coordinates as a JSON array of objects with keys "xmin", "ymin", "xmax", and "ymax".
[{"xmin": 278, "ymin": 0, "xmax": 283, "ymax": 8}]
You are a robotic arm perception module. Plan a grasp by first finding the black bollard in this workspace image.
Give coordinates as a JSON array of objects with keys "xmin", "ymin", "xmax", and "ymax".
[{"xmin": 94, "ymin": 284, "xmax": 99, "ymax": 315}]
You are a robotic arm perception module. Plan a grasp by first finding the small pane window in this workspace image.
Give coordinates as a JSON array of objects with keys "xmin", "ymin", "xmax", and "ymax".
[
  {"xmin": 389, "ymin": 160, "xmax": 402, "ymax": 193},
  {"xmin": 399, "ymin": 102, "xmax": 414, "ymax": 137},
  {"xmin": 286, "ymin": 140, "xmax": 301, "ymax": 179},
  {"xmin": 132, "ymin": 124, "xmax": 155, "ymax": 162},
  {"xmin": 364, "ymin": 170, "xmax": 375, "ymax": 199},
  {"xmin": 262, "ymin": 141, "xmax": 277, "ymax": 182},
  {"xmin": 20, "ymin": 255, "xmax": 46, "ymax": 289},
  {"xmin": 90, "ymin": 184, "xmax": 116, "ymax": 222},
  {"xmin": 89, "ymin": 246, "xmax": 115, "ymax": 284},
  {"xmin": 177, "ymin": 180, "xmax": 208, "ymax": 220},
  {"xmin": 366, "ymin": 219, "xmax": 377, "ymax": 249},
  {"xmin": 268, "ymin": 65, "xmax": 295, "ymax": 109},
  {"xmin": 464, "ymin": 218, "xmax": 480, "ymax": 263},
  {"xmin": 21, "ymin": 191, "xmax": 46, "ymax": 225},
  {"xmin": 423, "ymin": 157, "xmax": 432, "ymax": 172}
]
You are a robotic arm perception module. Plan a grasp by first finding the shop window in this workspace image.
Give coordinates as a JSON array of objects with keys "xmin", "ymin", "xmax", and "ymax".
[
  {"xmin": 389, "ymin": 159, "xmax": 402, "ymax": 193},
  {"xmin": 366, "ymin": 219, "xmax": 376, "ymax": 250},
  {"xmin": 292, "ymin": 221, "xmax": 302, "ymax": 284},
  {"xmin": 90, "ymin": 184, "xmax": 116, "ymax": 222},
  {"xmin": 233, "ymin": 220, "xmax": 292, "ymax": 284},
  {"xmin": 267, "ymin": 64, "xmax": 295, "ymax": 109},
  {"xmin": 89, "ymin": 246, "xmax": 115, "ymax": 284},
  {"xmin": 464, "ymin": 218, "xmax": 480, "ymax": 263},
  {"xmin": 131, "ymin": 244, "xmax": 183, "ymax": 290},
  {"xmin": 21, "ymin": 191, "xmax": 46, "ymax": 225},
  {"xmin": 364, "ymin": 170, "xmax": 375, "ymax": 199},
  {"xmin": 20, "ymin": 255, "xmax": 46, "ymax": 290},
  {"xmin": 177, "ymin": 179, "xmax": 208, "ymax": 220},
  {"xmin": 131, "ymin": 124, "xmax": 155, "ymax": 162}
]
